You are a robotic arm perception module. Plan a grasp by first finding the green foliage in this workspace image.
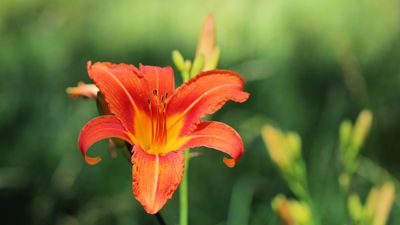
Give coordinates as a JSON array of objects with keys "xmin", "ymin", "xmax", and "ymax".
[
  {"xmin": 262, "ymin": 126, "xmax": 308, "ymax": 199},
  {"xmin": 262, "ymin": 110, "xmax": 396, "ymax": 225}
]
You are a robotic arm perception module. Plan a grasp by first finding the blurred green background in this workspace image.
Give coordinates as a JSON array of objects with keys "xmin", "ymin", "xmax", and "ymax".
[{"xmin": 1, "ymin": 0, "xmax": 400, "ymax": 224}]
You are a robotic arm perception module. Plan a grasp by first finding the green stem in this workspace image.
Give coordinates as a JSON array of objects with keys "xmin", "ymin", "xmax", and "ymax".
[
  {"xmin": 180, "ymin": 150, "xmax": 190, "ymax": 225},
  {"xmin": 179, "ymin": 72, "xmax": 191, "ymax": 225}
]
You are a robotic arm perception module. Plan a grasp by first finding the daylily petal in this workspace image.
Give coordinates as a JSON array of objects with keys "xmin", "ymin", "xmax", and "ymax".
[
  {"xmin": 78, "ymin": 115, "xmax": 132, "ymax": 165},
  {"xmin": 131, "ymin": 146, "xmax": 184, "ymax": 214},
  {"xmin": 140, "ymin": 65, "xmax": 175, "ymax": 101},
  {"xmin": 87, "ymin": 61, "xmax": 148, "ymax": 133},
  {"xmin": 66, "ymin": 82, "xmax": 99, "ymax": 99},
  {"xmin": 181, "ymin": 121, "xmax": 244, "ymax": 168},
  {"xmin": 167, "ymin": 70, "xmax": 249, "ymax": 135}
]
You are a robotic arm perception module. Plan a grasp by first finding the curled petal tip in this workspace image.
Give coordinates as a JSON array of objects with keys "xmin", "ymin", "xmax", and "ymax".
[
  {"xmin": 78, "ymin": 116, "xmax": 132, "ymax": 166},
  {"xmin": 85, "ymin": 155, "xmax": 102, "ymax": 165},
  {"xmin": 236, "ymin": 91, "xmax": 250, "ymax": 103},
  {"xmin": 223, "ymin": 157, "xmax": 236, "ymax": 168},
  {"xmin": 181, "ymin": 121, "xmax": 244, "ymax": 168}
]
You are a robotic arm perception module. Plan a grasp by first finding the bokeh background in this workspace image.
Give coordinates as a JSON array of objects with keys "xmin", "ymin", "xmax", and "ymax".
[{"xmin": 1, "ymin": 0, "xmax": 400, "ymax": 224}]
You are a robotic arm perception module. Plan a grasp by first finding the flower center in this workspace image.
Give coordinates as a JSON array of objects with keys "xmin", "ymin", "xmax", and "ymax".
[
  {"xmin": 146, "ymin": 89, "xmax": 168, "ymax": 154},
  {"xmin": 133, "ymin": 89, "xmax": 188, "ymax": 156}
]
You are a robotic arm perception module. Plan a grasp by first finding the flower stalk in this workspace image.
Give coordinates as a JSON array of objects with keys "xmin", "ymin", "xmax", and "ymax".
[
  {"xmin": 179, "ymin": 71, "xmax": 190, "ymax": 225},
  {"xmin": 180, "ymin": 150, "xmax": 190, "ymax": 225}
]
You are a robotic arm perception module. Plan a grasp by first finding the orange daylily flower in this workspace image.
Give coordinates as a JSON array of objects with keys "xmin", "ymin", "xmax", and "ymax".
[{"xmin": 78, "ymin": 61, "xmax": 249, "ymax": 214}]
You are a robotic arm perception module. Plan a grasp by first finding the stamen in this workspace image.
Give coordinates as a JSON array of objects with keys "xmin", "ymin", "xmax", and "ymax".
[
  {"xmin": 161, "ymin": 95, "xmax": 168, "ymax": 111},
  {"xmin": 147, "ymin": 90, "xmax": 168, "ymax": 154},
  {"xmin": 148, "ymin": 99, "xmax": 154, "ymax": 143}
]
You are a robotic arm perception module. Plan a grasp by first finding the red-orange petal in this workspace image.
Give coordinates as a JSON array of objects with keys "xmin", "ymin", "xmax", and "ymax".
[
  {"xmin": 78, "ymin": 115, "xmax": 132, "ymax": 165},
  {"xmin": 140, "ymin": 65, "xmax": 175, "ymax": 101},
  {"xmin": 167, "ymin": 70, "xmax": 249, "ymax": 135},
  {"xmin": 182, "ymin": 121, "xmax": 244, "ymax": 168},
  {"xmin": 131, "ymin": 146, "xmax": 184, "ymax": 214},
  {"xmin": 87, "ymin": 61, "xmax": 148, "ymax": 133}
]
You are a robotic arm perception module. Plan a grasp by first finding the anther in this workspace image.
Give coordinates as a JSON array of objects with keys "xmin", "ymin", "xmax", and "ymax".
[
  {"xmin": 147, "ymin": 99, "xmax": 151, "ymax": 105},
  {"xmin": 153, "ymin": 89, "xmax": 158, "ymax": 96}
]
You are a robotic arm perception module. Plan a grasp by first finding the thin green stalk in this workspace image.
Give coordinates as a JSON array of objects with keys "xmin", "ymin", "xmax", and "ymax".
[
  {"xmin": 179, "ymin": 75, "xmax": 190, "ymax": 225},
  {"xmin": 180, "ymin": 150, "xmax": 190, "ymax": 225}
]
